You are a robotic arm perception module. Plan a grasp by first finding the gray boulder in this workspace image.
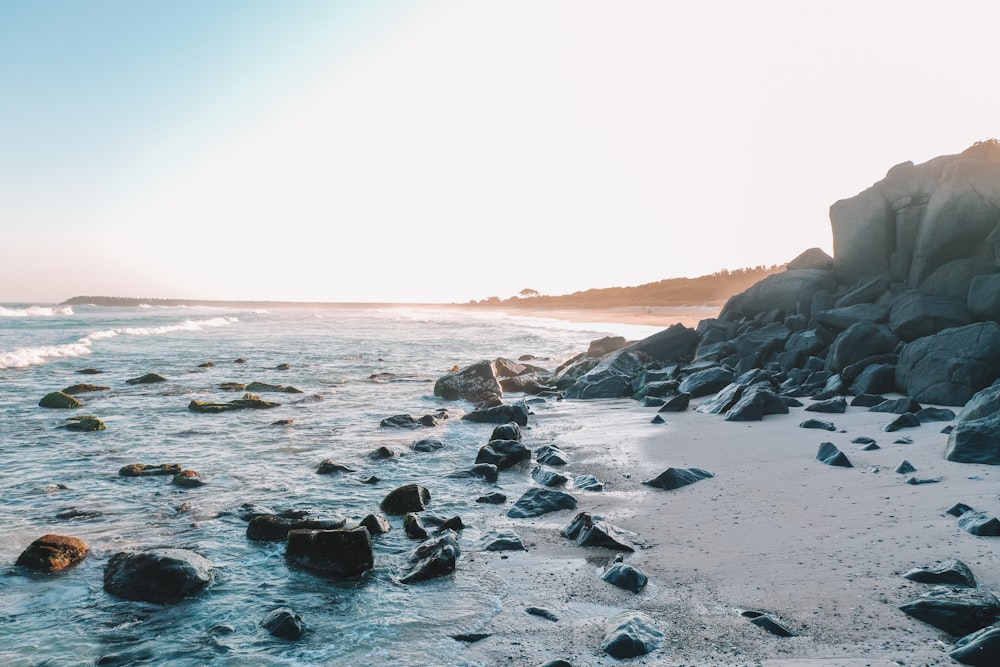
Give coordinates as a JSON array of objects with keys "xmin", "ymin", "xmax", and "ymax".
[
  {"xmin": 720, "ymin": 269, "xmax": 836, "ymax": 321},
  {"xmin": 956, "ymin": 383, "xmax": 1000, "ymax": 422},
  {"xmin": 678, "ymin": 366, "xmax": 734, "ymax": 398},
  {"xmin": 816, "ymin": 304, "xmax": 889, "ymax": 330},
  {"xmin": 950, "ymin": 624, "xmax": 1000, "ymax": 666},
  {"xmin": 641, "ymin": 467, "xmax": 713, "ymax": 490},
  {"xmin": 507, "ymin": 488, "xmax": 577, "ymax": 518},
  {"xmin": 624, "ymin": 323, "xmax": 698, "ymax": 364},
  {"xmin": 896, "ymin": 322, "xmax": 1000, "ymax": 405},
  {"xmin": 816, "ymin": 442, "xmax": 852, "ymax": 468},
  {"xmin": 888, "ymin": 291, "xmax": 972, "ymax": 342},
  {"xmin": 968, "ymin": 273, "xmax": 1000, "ymax": 320},
  {"xmin": 285, "ymin": 527, "xmax": 374, "ymax": 577},
  {"xmin": 899, "ymin": 585, "xmax": 1000, "ymax": 637},
  {"xmin": 918, "ymin": 258, "xmax": 998, "ymax": 302},
  {"xmin": 399, "ymin": 530, "xmax": 460, "ymax": 584},
  {"xmin": 903, "ymin": 559, "xmax": 976, "ymax": 587},
  {"xmin": 601, "ymin": 561, "xmax": 648, "ymax": 593}
]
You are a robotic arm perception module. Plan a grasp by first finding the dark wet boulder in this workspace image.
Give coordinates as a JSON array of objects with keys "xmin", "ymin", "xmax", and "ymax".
[
  {"xmin": 530, "ymin": 465, "xmax": 567, "ymax": 487},
  {"xmin": 678, "ymin": 367, "xmax": 734, "ymax": 398},
  {"xmin": 894, "ymin": 460, "xmax": 917, "ymax": 474},
  {"xmin": 805, "ymin": 397, "xmax": 847, "ymax": 414},
  {"xmin": 946, "ymin": 413, "xmax": 1000, "ymax": 464},
  {"xmin": 262, "ymin": 607, "xmax": 305, "ymax": 640},
  {"xmin": 61, "ymin": 383, "xmax": 109, "ymax": 395},
  {"xmin": 446, "ymin": 463, "xmax": 499, "ymax": 483},
  {"xmin": 119, "ymin": 463, "xmax": 183, "ymax": 477},
  {"xmin": 825, "ymin": 321, "xmax": 898, "ymax": 374},
  {"xmin": 476, "ymin": 439, "xmax": 531, "ymax": 470},
  {"xmin": 490, "ymin": 422, "xmax": 522, "ymax": 441},
  {"xmin": 316, "ymin": 459, "xmax": 355, "ymax": 474},
  {"xmin": 587, "ymin": 335, "xmax": 628, "ymax": 358},
  {"xmin": 527, "ymin": 607, "xmax": 559, "ymax": 622},
  {"xmin": 950, "ymin": 624, "xmax": 1000, "ymax": 666},
  {"xmin": 919, "ymin": 258, "xmax": 998, "ymax": 302},
  {"xmin": 411, "ymin": 438, "xmax": 445, "ymax": 452},
  {"xmin": 368, "ymin": 446, "xmax": 401, "ymax": 460},
  {"xmin": 507, "ymin": 488, "xmax": 577, "ymax": 518},
  {"xmin": 247, "ymin": 515, "xmax": 345, "ymax": 541},
  {"xmin": 39, "ymin": 391, "xmax": 83, "ymax": 409},
  {"xmin": 632, "ymin": 380, "xmax": 679, "ymax": 401},
  {"xmin": 948, "ymin": 503, "xmax": 975, "ymax": 518},
  {"xmin": 800, "ymin": 418, "xmax": 837, "ymax": 431},
  {"xmin": 16, "ymin": 534, "xmax": 88, "ymax": 572},
  {"xmin": 358, "ymin": 514, "xmax": 391, "ymax": 536},
  {"xmin": 285, "ymin": 527, "xmax": 374, "ymax": 578},
  {"xmin": 461, "ymin": 403, "xmax": 529, "ymax": 426},
  {"xmin": 188, "ymin": 393, "xmax": 279, "ymax": 412},
  {"xmin": 476, "ymin": 492, "xmax": 507, "ymax": 504},
  {"xmin": 896, "ymin": 322, "xmax": 1000, "ymax": 406},
  {"xmin": 899, "ymin": 586, "xmax": 1000, "ymax": 637},
  {"xmin": 833, "ymin": 275, "xmax": 888, "ymax": 307},
  {"xmin": 957, "ymin": 510, "xmax": 1000, "ymax": 537},
  {"xmin": 403, "ymin": 513, "xmax": 429, "ymax": 540},
  {"xmin": 816, "ymin": 442, "xmax": 852, "ymax": 467},
  {"xmin": 76, "ymin": 367, "xmax": 103, "ymax": 374},
  {"xmin": 63, "ymin": 415, "xmax": 106, "ymax": 431},
  {"xmin": 888, "ymin": 291, "xmax": 972, "ymax": 342},
  {"xmin": 915, "ymin": 407, "xmax": 955, "ymax": 423},
  {"xmin": 220, "ymin": 382, "xmax": 247, "ymax": 391},
  {"xmin": 536, "ymin": 444, "xmax": 568, "ymax": 466},
  {"xmin": 434, "ymin": 361, "xmax": 502, "ymax": 403},
  {"xmin": 600, "ymin": 611, "xmax": 665, "ymax": 659},
  {"xmin": 399, "ymin": 530, "xmax": 460, "ymax": 584},
  {"xmin": 479, "ymin": 530, "xmax": 526, "ymax": 552},
  {"xmin": 601, "ymin": 561, "xmax": 648, "ymax": 593},
  {"xmin": 125, "ymin": 373, "xmax": 167, "ymax": 385},
  {"xmin": 379, "ymin": 414, "xmax": 420, "ymax": 428},
  {"xmin": 172, "ymin": 470, "xmax": 205, "ymax": 488},
  {"xmin": 104, "ymin": 548, "xmax": 213, "ymax": 603},
  {"xmin": 564, "ymin": 350, "xmax": 647, "ymax": 399},
  {"xmin": 244, "ymin": 381, "xmax": 302, "ymax": 394},
  {"xmin": 380, "ymin": 484, "xmax": 431, "ymax": 515},
  {"xmin": 903, "ymin": 559, "xmax": 976, "ymax": 587},
  {"xmin": 658, "ymin": 392, "xmax": 691, "ymax": 412},
  {"xmin": 561, "ymin": 512, "xmax": 637, "ymax": 551},
  {"xmin": 641, "ymin": 467, "xmax": 713, "ymax": 490}
]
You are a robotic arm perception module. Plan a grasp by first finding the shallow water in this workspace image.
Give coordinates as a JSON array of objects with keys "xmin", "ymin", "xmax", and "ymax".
[{"xmin": 0, "ymin": 303, "xmax": 665, "ymax": 666}]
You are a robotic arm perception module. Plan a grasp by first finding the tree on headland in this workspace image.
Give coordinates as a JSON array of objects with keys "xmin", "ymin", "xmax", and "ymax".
[{"xmin": 519, "ymin": 288, "xmax": 540, "ymax": 298}]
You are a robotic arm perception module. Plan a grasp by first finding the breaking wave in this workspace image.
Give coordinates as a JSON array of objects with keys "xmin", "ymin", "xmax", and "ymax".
[{"xmin": 0, "ymin": 305, "xmax": 74, "ymax": 318}]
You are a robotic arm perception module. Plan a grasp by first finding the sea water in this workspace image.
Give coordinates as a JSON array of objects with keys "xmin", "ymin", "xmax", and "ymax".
[{"xmin": 0, "ymin": 302, "xmax": 677, "ymax": 667}]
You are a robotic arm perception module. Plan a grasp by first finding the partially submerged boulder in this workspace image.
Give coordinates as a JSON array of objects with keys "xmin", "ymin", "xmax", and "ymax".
[
  {"xmin": 16, "ymin": 534, "xmax": 88, "ymax": 572},
  {"xmin": 188, "ymin": 393, "xmax": 280, "ymax": 413},
  {"xmin": 39, "ymin": 392, "xmax": 82, "ymax": 409},
  {"xmin": 380, "ymin": 484, "xmax": 431, "ymax": 515},
  {"xmin": 398, "ymin": 530, "xmax": 460, "ymax": 584},
  {"xmin": 285, "ymin": 527, "xmax": 374, "ymax": 577},
  {"xmin": 104, "ymin": 548, "xmax": 213, "ymax": 603},
  {"xmin": 434, "ymin": 361, "xmax": 502, "ymax": 403}
]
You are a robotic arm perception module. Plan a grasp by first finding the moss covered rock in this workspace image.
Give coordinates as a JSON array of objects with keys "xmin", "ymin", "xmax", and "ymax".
[
  {"xmin": 39, "ymin": 392, "xmax": 83, "ymax": 409},
  {"xmin": 63, "ymin": 415, "xmax": 106, "ymax": 431}
]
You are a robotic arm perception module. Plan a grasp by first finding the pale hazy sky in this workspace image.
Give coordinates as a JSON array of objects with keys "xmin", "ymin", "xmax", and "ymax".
[{"xmin": 2, "ymin": 1, "xmax": 998, "ymax": 304}]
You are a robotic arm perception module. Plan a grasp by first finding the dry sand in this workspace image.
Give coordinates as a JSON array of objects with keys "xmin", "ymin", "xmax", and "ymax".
[
  {"xmin": 457, "ymin": 395, "xmax": 999, "ymax": 666},
  {"xmin": 458, "ymin": 305, "xmax": 721, "ymax": 330}
]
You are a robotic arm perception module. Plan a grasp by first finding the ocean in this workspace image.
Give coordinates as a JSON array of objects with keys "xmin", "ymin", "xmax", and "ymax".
[{"xmin": 0, "ymin": 302, "xmax": 671, "ymax": 667}]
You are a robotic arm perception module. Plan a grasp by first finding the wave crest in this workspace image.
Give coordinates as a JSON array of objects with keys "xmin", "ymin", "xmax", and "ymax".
[{"xmin": 0, "ymin": 305, "xmax": 74, "ymax": 318}]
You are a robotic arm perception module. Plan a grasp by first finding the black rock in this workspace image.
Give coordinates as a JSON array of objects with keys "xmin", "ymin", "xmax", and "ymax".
[
  {"xmin": 380, "ymin": 484, "xmax": 431, "ymax": 515},
  {"xmin": 480, "ymin": 530, "xmax": 526, "ymax": 552},
  {"xmin": 358, "ymin": 514, "xmax": 391, "ymax": 536},
  {"xmin": 451, "ymin": 633, "xmax": 491, "ymax": 643},
  {"xmin": 950, "ymin": 624, "xmax": 1000, "ymax": 665},
  {"xmin": 531, "ymin": 465, "xmax": 568, "ymax": 487},
  {"xmin": 946, "ymin": 413, "xmax": 1000, "ymax": 464},
  {"xmin": 641, "ymin": 467, "xmax": 713, "ymax": 490},
  {"xmin": 490, "ymin": 422, "xmax": 522, "ymax": 441},
  {"xmin": 103, "ymin": 548, "xmax": 213, "ymax": 603},
  {"xmin": 948, "ymin": 503, "xmax": 974, "ymax": 517},
  {"xmin": 851, "ymin": 394, "xmax": 887, "ymax": 408},
  {"xmin": 805, "ymin": 397, "xmax": 848, "ymax": 414},
  {"xmin": 917, "ymin": 407, "xmax": 957, "ymax": 423},
  {"xmin": 894, "ymin": 460, "xmax": 917, "ymax": 474},
  {"xmin": 800, "ymin": 418, "xmax": 837, "ymax": 431},
  {"xmin": 884, "ymin": 413, "xmax": 921, "ymax": 432},
  {"xmin": 262, "ymin": 607, "xmax": 305, "ymax": 640},
  {"xmin": 741, "ymin": 610, "xmax": 796, "ymax": 637},
  {"xmin": 601, "ymin": 561, "xmax": 648, "ymax": 593},
  {"xmin": 870, "ymin": 397, "xmax": 922, "ymax": 414},
  {"xmin": 380, "ymin": 414, "xmax": 421, "ymax": 428},
  {"xmin": 958, "ymin": 510, "xmax": 1000, "ymax": 537},
  {"xmin": 411, "ymin": 438, "xmax": 445, "ymax": 452},
  {"xmin": 658, "ymin": 392, "xmax": 691, "ymax": 412},
  {"xmin": 527, "ymin": 607, "xmax": 559, "ymax": 622},
  {"xmin": 462, "ymin": 403, "xmax": 529, "ymax": 426},
  {"xmin": 816, "ymin": 442, "xmax": 852, "ymax": 467},
  {"xmin": 246, "ymin": 515, "xmax": 345, "ymax": 541},
  {"xmin": 899, "ymin": 586, "xmax": 1000, "ymax": 636},
  {"xmin": 446, "ymin": 463, "xmax": 499, "ymax": 483},
  {"xmin": 903, "ymin": 559, "xmax": 977, "ymax": 587},
  {"xmin": 906, "ymin": 476, "xmax": 942, "ymax": 485},
  {"xmin": 285, "ymin": 527, "xmax": 374, "ymax": 578},
  {"xmin": 561, "ymin": 512, "xmax": 637, "ymax": 551},
  {"xmin": 476, "ymin": 439, "xmax": 531, "ymax": 470},
  {"xmin": 507, "ymin": 488, "xmax": 577, "ymax": 518},
  {"xmin": 536, "ymin": 444, "xmax": 568, "ymax": 466},
  {"xmin": 476, "ymin": 492, "xmax": 507, "ymax": 504},
  {"xmin": 316, "ymin": 459, "xmax": 355, "ymax": 475},
  {"xmin": 399, "ymin": 530, "xmax": 460, "ymax": 584}
]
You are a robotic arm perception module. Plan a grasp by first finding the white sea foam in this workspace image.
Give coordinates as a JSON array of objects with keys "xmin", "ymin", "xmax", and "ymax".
[
  {"xmin": 0, "ymin": 305, "xmax": 74, "ymax": 318},
  {"xmin": 0, "ymin": 316, "xmax": 238, "ymax": 369}
]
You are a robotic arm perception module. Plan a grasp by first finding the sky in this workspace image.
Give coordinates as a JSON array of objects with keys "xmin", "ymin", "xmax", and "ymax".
[{"xmin": 2, "ymin": 1, "xmax": 999, "ymax": 304}]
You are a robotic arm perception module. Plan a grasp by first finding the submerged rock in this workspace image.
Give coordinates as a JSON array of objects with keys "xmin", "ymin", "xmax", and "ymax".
[
  {"xmin": 62, "ymin": 415, "xmax": 106, "ymax": 431},
  {"xmin": 119, "ymin": 463, "xmax": 182, "ymax": 477},
  {"xmin": 262, "ymin": 607, "xmax": 305, "ymax": 640},
  {"xmin": 39, "ymin": 392, "xmax": 83, "ymax": 409},
  {"xmin": 285, "ymin": 527, "xmax": 374, "ymax": 578},
  {"xmin": 476, "ymin": 439, "xmax": 531, "ymax": 470},
  {"xmin": 399, "ymin": 530, "xmax": 460, "ymax": 584},
  {"xmin": 246, "ymin": 515, "xmax": 345, "ymax": 541},
  {"xmin": 188, "ymin": 393, "xmax": 279, "ymax": 412},
  {"xmin": 125, "ymin": 373, "xmax": 167, "ymax": 385},
  {"xmin": 380, "ymin": 484, "xmax": 431, "ymax": 515}
]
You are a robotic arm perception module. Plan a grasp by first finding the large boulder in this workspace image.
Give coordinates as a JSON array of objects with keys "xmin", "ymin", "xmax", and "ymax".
[
  {"xmin": 600, "ymin": 611, "xmax": 665, "ymax": 659},
  {"xmin": 918, "ymin": 258, "xmax": 998, "ymax": 302},
  {"xmin": 398, "ymin": 530, "xmax": 460, "ymax": 584},
  {"xmin": 825, "ymin": 321, "xmax": 898, "ymax": 373},
  {"xmin": 433, "ymin": 361, "xmax": 502, "ymax": 403},
  {"xmin": 957, "ymin": 383, "xmax": 1000, "ymax": 422},
  {"xmin": 564, "ymin": 350, "xmax": 647, "ymax": 399},
  {"xmin": 896, "ymin": 322, "xmax": 1000, "ymax": 405},
  {"xmin": 899, "ymin": 585, "xmax": 1000, "ymax": 637},
  {"xmin": 786, "ymin": 247, "xmax": 834, "ymax": 271},
  {"xmin": 380, "ymin": 484, "xmax": 431, "ymax": 515},
  {"xmin": 104, "ymin": 548, "xmax": 213, "ymax": 603},
  {"xmin": 887, "ymin": 291, "xmax": 972, "ymax": 342},
  {"xmin": 968, "ymin": 273, "xmax": 1000, "ymax": 320},
  {"xmin": 624, "ymin": 323, "xmax": 699, "ymax": 364},
  {"xmin": 38, "ymin": 392, "xmax": 83, "ymax": 409},
  {"xmin": 285, "ymin": 527, "xmax": 374, "ymax": 577},
  {"xmin": 720, "ymin": 269, "xmax": 837, "ymax": 321},
  {"xmin": 945, "ymin": 413, "xmax": 1000, "ymax": 464}
]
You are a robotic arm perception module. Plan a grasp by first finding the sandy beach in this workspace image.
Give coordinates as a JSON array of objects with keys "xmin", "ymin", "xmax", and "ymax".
[
  {"xmin": 453, "ymin": 305, "xmax": 722, "ymax": 330},
  {"xmin": 455, "ymin": 393, "xmax": 994, "ymax": 666}
]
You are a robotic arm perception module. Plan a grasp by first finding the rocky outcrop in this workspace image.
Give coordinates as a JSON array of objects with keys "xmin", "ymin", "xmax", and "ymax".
[
  {"xmin": 285, "ymin": 527, "xmax": 374, "ymax": 577},
  {"xmin": 433, "ymin": 361, "xmax": 502, "ymax": 403},
  {"xmin": 16, "ymin": 534, "xmax": 88, "ymax": 571}
]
